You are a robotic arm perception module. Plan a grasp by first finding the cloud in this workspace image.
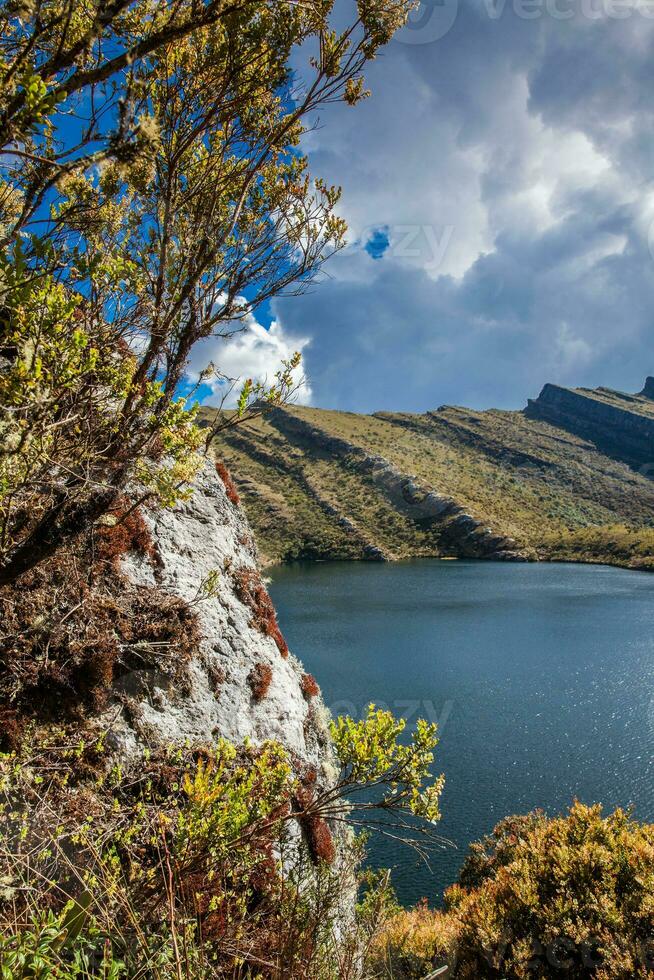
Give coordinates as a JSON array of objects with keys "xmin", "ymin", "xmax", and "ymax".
[
  {"xmin": 269, "ymin": 0, "xmax": 654, "ymax": 411},
  {"xmin": 185, "ymin": 314, "xmax": 312, "ymax": 408}
]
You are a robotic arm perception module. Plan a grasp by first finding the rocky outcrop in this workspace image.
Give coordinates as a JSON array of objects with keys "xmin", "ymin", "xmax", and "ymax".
[
  {"xmin": 641, "ymin": 377, "xmax": 654, "ymax": 400},
  {"xmin": 265, "ymin": 407, "xmax": 526, "ymax": 561},
  {"xmin": 526, "ymin": 382, "xmax": 654, "ymax": 467},
  {"xmin": 104, "ymin": 459, "xmax": 335, "ymax": 781}
]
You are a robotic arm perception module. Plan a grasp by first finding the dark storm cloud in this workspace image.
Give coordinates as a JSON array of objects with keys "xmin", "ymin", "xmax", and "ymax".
[{"xmin": 269, "ymin": 0, "xmax": 654, "ymax": 411}]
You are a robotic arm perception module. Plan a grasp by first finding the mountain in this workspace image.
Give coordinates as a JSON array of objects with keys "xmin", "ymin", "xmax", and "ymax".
[{"xmin": 203, "ymin": 378, "xmax": 654, "ymax": 571}]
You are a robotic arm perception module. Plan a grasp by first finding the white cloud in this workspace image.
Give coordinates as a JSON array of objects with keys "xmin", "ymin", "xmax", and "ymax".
[
  {"xmin": 185, "ymin": 314, "xmax": 312, "ymax": 408},
  {"xmin": 265, "ymin": 0, "xmax": 654, "ymax": 411}
]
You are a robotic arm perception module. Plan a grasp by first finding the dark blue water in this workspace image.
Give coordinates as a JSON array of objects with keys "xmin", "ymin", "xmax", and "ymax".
[{"xmin": 268, "ymin": 560, "xmax": 654, "ymax": 906}]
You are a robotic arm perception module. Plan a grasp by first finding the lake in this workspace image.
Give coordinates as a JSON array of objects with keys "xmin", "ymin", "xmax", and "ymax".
[{"xmin": 269, "ymin": 559, "xmax": 654, "ymax": 906}]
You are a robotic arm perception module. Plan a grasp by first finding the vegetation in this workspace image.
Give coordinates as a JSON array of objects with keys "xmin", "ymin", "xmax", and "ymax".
[
  {"xmin": 541, "ymin": 524, "xmax": 654, "ymax": 571},
  {"xmin": 369, "ymin": 802, "xmax": 654, "ymax": 979},
  {"xmin": 207, "ymin": 403, "xmax": 654, "ymax": 568},
  {"xmin": 0, "ymin": 708, "xmax": 443, "ymax": 979},
  {"xmin": 1, "ymin": 5, "xmax": 652, "ymax": 979},
  {"xmin": 233, "ymin": 567, "xmax": 289, "ymax": 657},
  {"xmin": 0, "ymin": 0, "xmax": 413, "ymax": 587},
  {"xmin": 248, "ymin": 661, "xmax": 273, "ymax": 701},
  {"xmin": 0, "ymin": 498, "xmax": 200, "ymax": 745}
]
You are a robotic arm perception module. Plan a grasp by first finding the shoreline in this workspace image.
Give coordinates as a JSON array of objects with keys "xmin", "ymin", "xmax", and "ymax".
[{"xmin": 262, "ymin": 551, "xmax": 654, "ymax": 575}]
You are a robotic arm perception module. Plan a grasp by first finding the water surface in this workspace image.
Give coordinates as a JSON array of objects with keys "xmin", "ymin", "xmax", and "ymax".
[{"xmin": 269, "ymin": 560, "xmax": 654, "ymax": 905}]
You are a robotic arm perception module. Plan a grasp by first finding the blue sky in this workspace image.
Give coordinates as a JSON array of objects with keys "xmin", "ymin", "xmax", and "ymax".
[{"xmin": 192, "ymin": 0, "xmax": 654, "ymax": 414}]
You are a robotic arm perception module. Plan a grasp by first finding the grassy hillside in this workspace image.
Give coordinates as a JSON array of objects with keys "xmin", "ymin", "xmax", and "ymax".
[{"xmin": 202, "ymin": 383, "xmax": 654, "ymax": 570}]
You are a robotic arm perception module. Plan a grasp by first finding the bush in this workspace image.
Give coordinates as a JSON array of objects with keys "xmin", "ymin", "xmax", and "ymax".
[
  {"xmin": 370, "ymin": 802, "xmax": 654, "ymax": 979},
  {"xmin": 0, "ymin": 707, "xmax": 444, "ymax": 979}
]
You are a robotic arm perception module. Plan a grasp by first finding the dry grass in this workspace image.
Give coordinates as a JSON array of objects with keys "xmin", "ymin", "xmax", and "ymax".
[{"xmin": 0, "ymin": 506, "xmax": 200, "ymax": 737}]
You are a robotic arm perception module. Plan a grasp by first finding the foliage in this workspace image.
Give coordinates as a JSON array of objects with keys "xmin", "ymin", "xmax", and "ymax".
[
  {"xmin": 369, "ymin": 803, "xmax": 654, "ymax": 979},
  {"xmin": 0, "ymin": 705, "xmax": 444, "ymax": 978},
  {"xmin": 0, "ymin": 912, "xmax": 127, "ymax": 979},
  {"xmin": 330, "ymin": 706, "xmax": 443, "ymax": 825},
  {"xmin": 0, "ymin": 0, "xmax": 413, "ymax": 586}
]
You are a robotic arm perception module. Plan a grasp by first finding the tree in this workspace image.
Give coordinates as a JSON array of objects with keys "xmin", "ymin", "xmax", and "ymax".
[{"xmin": 0, "ymin": 0, "xmax": 413, "ymax": 585}]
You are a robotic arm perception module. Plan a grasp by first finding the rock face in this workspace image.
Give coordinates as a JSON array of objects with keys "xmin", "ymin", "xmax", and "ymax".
[
  {"xmin": 641, "ymin": 377, "xmax": 654, "ymax": 400},
  {"xmin": 526, "ymin": 382, "xmax": 654, "ymax": 468},
  {"xmin": 105, "ymin": 459, "xmax": 335, "ymax": 780}
]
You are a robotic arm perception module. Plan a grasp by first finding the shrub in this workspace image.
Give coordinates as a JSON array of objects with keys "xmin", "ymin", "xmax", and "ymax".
[
  {"xmin": 370, "ymin": 802, "xmax": 654, "ymax": 979},
  {"xmin": 447, "ymin": 802, "xmax": 654, "ymax": 978},
  {"xmin": 0, "ymin": 705, "xmax": 444, "ymax": 979},
  {"xmin": 249, "ymin": 662, "xmax": 274, "ymax": 702},
  {"xmin": 0, "ymin": 735, "xmax": 299, "ymax": 977}
]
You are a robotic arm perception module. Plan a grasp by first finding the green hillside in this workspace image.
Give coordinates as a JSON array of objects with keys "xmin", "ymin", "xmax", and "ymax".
[{"xmin": 203, "ymin": 379, "xmax": 654, "ymax": 570}]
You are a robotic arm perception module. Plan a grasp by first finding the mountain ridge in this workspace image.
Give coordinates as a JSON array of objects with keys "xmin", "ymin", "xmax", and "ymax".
[{"xmin": 203, "ymin": 378, "xmax": 654, "ymax": 571}]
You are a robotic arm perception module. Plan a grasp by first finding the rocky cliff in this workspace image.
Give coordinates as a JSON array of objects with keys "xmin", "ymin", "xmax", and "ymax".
[
  {"xmin": 103, "ymin": 459, "xmax": 335, "ymax": 780},
  {"xmin": 526, "ymin": 382, "xmax": 654, "ymax": 468},
  {"xmin": 640, "ymin": 377, "xmax": 654, "ymax": 400}
]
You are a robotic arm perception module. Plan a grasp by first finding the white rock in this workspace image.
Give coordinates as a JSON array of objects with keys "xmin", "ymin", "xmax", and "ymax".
[{"xmin": 104, "ymin": 458, "xmax": 335, "ymax": 783}]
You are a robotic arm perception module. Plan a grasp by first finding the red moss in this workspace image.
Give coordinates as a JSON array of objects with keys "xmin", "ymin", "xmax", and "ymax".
[
  {"xmin": 300, "ymin": 673, "xmax": 319, "ymax": 700},
  {"xmin": 207, "ymin": 663, "xmax": 226, "ymax": 695},
  {"xmin": 248, "ymin": 662, "xmax": 273, "ymax": 702},
  {"xmin": 95, "ymin": 499, "xmax": 159, "ymax": 571},
  {"xmin": 293, "ymin": 781, "xmax": 335, "ymax": 866},
  {"xmin": 0, "ymin": 537, "xmax": 200, "ymax": 724},
  {"xmin": 215, "ymin": 460, "xmax": 240, "ymax": 506},
  {"xmin": 233, "ymin": 568, "xmax": 289, "ymax": 658}
]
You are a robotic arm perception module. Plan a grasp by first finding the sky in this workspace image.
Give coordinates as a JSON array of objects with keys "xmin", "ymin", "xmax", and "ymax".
[{"xmin": 194, "ymin": 0, "xmax": 654, "ymax": 414}]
